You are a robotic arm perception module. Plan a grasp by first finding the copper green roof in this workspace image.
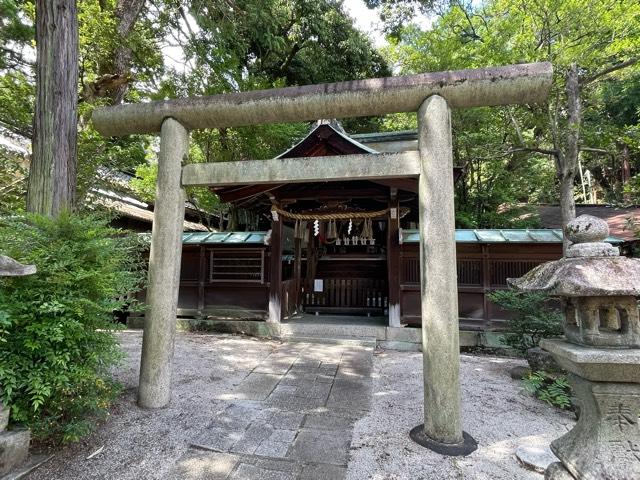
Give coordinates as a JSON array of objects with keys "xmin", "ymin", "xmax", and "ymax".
[
  {"xmin": 401, "ymin": 229, "xmax": 622, "ymax": 244},
  {"xmin": 182, "ymin": 231, "xmax": 267, "ymax": 244},
  {"xmin": 177, "ymin": 229, "xmax": 621, "ymax": 245}
]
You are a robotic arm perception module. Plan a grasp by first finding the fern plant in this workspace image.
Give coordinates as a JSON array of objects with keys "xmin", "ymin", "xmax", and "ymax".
[{"xmin": 523, "ymin": 371, "xmax": 572, "ymax": 410}]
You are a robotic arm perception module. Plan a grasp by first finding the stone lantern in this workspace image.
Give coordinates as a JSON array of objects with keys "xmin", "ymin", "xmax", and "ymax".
[
  {"xmin": 1, "ymin": 255, "xmax": 36, "ymax": 477},
  {"xmin": 509, "ymin": 215, "xmax": 640, "ymax": 480}
]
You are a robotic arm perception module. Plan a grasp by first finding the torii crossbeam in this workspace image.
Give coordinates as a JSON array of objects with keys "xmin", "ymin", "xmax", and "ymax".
[{"xmin": 93, "ymin": 62, "xmax": 552, "ymax": 456}]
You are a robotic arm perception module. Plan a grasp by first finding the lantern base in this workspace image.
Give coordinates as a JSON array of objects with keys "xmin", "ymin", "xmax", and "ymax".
[{"xmin": 542, "ymin": 343, "xmax": 640, "ymax": 480}]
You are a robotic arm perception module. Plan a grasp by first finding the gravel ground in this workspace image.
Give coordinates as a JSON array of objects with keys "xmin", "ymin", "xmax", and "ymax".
[
  {"xmin": 27, "ymin": 331, "xmax": 278, "ymax": 480},
  {"xmin": 346, "ymin": 350, "xmax": 575, "ymax": 480},
  {"xmin": 25, "ymin": 331, "xmax": 575, "ymax": 479}
]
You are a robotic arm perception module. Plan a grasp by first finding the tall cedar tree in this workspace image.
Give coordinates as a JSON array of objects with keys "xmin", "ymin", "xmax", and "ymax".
[{"xmin": 27, "ymin": 0, "xmax": 78, "ymax": 216}]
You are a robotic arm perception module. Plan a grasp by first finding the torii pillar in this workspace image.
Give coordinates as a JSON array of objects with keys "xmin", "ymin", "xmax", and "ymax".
[
  {"xmin": 410, "ymin": 95, "xmax": 477, "ymax": 454},
  {"xmin": 138, "ymin": 118, "xmax": 189, "ymax": 408}
]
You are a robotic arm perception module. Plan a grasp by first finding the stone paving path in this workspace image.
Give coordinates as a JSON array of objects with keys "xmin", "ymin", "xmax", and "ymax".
[{"xmin": 167, "ymin": 341, "xmax": 373, "ymax": 480}]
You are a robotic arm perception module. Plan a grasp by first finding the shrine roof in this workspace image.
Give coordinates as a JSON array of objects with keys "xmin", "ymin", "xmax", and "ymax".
[{"xmin": 401, "ymin": 229, "xmax": 622, "ymax": 244}]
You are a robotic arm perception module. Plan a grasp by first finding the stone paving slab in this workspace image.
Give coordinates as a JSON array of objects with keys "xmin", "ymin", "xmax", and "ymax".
[
  {"xmin": 300, "ymin": 463, "xmax": 347, "ymax": 480},
  {"xmin": 228, "ymin": 372, "xmax": 282, "ymax": 401},
  {"xmin": 287, "ymin": 428, "xmax": 352, "ymax": 466},
  {"xmin": 229, "ymin": 463, "xmax": 297, "ymax": 480},
  {"xmin": 167, "ymin": 450, "xmax": 237, "ymax": 480},
  {"xmin": 175, "ymin": 341, "xmax": 373, "ymax": 479},
  {"xmin": 26, "ymin": 332, "xmax": 575, "ymax": 480}
]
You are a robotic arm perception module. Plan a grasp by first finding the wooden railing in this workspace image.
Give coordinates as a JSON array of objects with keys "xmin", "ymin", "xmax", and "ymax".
[
  {"xmin": 304, "ymin": 278, "xmax": 387, "ymax": 313},
  {"xmin": 399, "ymin": 244, "xmax": 561, "ymax": 327}
]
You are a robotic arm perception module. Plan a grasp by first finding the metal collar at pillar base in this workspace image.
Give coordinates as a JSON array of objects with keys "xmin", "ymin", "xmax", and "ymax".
[{"xmin": 409, "ymin": 425, "xmax": 478, "ymax": 456}]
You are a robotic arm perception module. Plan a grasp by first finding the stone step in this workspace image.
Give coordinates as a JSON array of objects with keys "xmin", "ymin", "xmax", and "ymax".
[
  {"xmin": 279, "ymin": 334, "xmax": 377, "ymax": 348},
  {"xmin": 279, "ymin": 322, "xmax": 386, "ymax": 340}
]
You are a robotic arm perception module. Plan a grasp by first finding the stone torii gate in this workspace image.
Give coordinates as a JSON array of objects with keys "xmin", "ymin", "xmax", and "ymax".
[{"xmin": 92, "ymin": 62, "xmax": 552, "ymax": 455}]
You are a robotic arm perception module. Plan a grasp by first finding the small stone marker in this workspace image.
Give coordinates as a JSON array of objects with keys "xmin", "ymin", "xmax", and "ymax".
[{"xmin": 0, "ymin": 256, "xmax": 36, "ymax": 277}]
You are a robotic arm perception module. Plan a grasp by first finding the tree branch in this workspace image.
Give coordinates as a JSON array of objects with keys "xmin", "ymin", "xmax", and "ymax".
[
  {"xmin": 474, "ymin": 146, "xmax": 559, "ymax": 160},
  {"xmin": 579, "ymin": 147, "xmax": 610, "ymax": 154},
  {"xmin": 581, "ymin": 56, "xmax": 639, "ymax": 85}
]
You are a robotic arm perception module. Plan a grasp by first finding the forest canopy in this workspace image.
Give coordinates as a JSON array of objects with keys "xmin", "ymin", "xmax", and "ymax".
[{"xmin": 1, "ymin": 0, "xmax": 639, "ymax": 228}]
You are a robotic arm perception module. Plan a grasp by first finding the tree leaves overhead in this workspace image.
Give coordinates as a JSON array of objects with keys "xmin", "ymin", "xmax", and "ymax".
[
  {"xmin": 380, "ymin": 0, "xmax": 640, "ymax": 226},
  {"xmin": 158, "ymin": 0, "xmax": 390, "ymax": 97},
  {"xmin": 1, "ymin": 0, "xmax": 390, "ymax": 213},
  {"xmin": 0, "ymin": 0, "xmax": 34, "ymax": 70}
]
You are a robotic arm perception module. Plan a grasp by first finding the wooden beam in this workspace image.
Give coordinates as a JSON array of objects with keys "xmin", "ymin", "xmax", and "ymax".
[
  {"xmin": 371, "ymin": 178, "xmax": 419, "ymax": 194},
  {"xmin": 215, "ymin": 184, "xmax": 284, "ymax": 203},
  {"xmin": 273, "ymin": 187, "xmax": 389, "ymax": 201},
  {"xmin": 182, "ymin": 152, "xmax": 420, "ymax": 187}
]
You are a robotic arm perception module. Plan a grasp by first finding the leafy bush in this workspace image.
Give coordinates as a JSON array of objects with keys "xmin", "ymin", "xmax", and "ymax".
[
  {"xmin": 523, "ymin": 371, "xmax": 572, "ymax": 410},
  {"xmin": 0, "ymin": 212, "xmax": 146, "ymax": 442},
  {"xmin": 488, "ymin": 290, "xmax": 563, "ymax": 355}
]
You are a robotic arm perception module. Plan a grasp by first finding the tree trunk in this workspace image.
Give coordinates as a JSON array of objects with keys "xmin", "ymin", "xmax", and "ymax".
[
  {"xmin": 27, "ymin": 0, "xmax": 79, "ymax": 216},
  {"xmin": 110, "ymin": 0, "xmax": 146, "ymax": 104},
  {"xmin": 559, "ymin": 64, "xmax": 581, "ymax": 253}
]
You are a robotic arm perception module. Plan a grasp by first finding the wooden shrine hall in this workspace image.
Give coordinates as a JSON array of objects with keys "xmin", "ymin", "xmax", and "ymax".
[
  {"xmin": 166, "ymin": 121, "xmax": 582, "ymax": 330},
  {"xmin": 204, "ymin": 122, "xmax": 461, "ymax": 328}
]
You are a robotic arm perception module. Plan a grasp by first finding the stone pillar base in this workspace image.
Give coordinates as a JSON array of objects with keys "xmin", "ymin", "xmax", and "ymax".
[
  {"xmin": 409, "ymin": 424, "xmax": 477, "ymax": 456},
  {"xmin": 0, "ymin": 428, "xmax": 30, "ymax": 477},
  {"xmin": 549, "ymin": 375, "xmax": 640, "ymax": 480}
]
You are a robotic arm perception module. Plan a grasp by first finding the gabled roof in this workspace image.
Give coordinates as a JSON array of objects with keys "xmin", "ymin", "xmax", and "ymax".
[
  {"xmin": 351, "ymin": 130, "xmax": 418, "ymax": 153},
  {"xmin": 90, "ymin": 187, "xmax": 211, "ymax": 232},
  {"xmin": 212, "ymin": 121, "xmax": 463, "ymax": 210},
  {"xmin": 276, "ymin": 122, "xmax": 377, "ymax": 159}
]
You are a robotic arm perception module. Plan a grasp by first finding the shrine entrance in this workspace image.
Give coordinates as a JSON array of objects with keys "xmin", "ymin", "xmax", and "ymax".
[{"xmin": 92, "ymin": 62, "xmax": 553, "ymax": 456}]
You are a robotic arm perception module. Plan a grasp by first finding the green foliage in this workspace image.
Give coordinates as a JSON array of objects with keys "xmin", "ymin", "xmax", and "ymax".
[
  {"xmin": 0, "ymin": 212, "xmax": 146, "ymax": 442},
  {"xmin": 382, "ymin": 0, "xmax": 640, "ymax": 223},
  {"xmin": 1, "ymin": 0, "xmax": 391, "ymax": 216},
  {"xmin": 523, "ymin": 371, "xmax": 572, "ymax": 410},
  {"xmin": 488, "ymin": 290, "xmax": 563, "ymax": 355},
  {"xmin": 0, "ymin": 144, "xmax": 28, "ymax": 214},
  {"xmin": 0, "ymin": 0, "xmax": 33, "ymax": 70}
]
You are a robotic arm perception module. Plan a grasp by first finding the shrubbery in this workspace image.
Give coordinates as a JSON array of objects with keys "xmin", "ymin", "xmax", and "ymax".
[
  {"xmin": 0, "ymin": 213, "xmax": 146, "ymax": 442},
  {"xmin": 488, "ymin": 290, "xmax": 564, "ymax": 355}
]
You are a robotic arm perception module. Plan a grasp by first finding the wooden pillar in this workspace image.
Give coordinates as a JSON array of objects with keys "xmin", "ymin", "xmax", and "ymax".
[
  {"xmin": 197, "ymin": 245, "xmax": 206, "ymax": 316},
  {"xmin": 481, "ymin": 244, "xmax": 491, "ymax": 327},
  {"xmin": 410, "ymin": 95, "xmax": 477, "ymax": 455},
  {"xmin": 387, "ymin": 194, "xmax": 401, "ymax": 327},
  {"xmin": 268, "ymin": 216, "xmax": 283, "ymax": 323},
  {"xmin": 138, "ymin": 117, "xmax": 188, "ymax": 409},
  {"xmin": 293, "ymin": 236, "xmax": 303, "ymax": 313}
]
